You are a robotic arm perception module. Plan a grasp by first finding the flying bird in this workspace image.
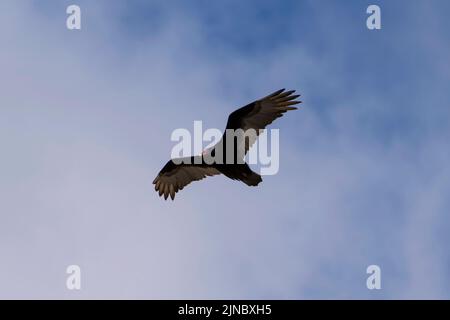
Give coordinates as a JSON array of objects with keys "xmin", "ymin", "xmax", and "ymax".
[{"xmin": 153, "ymin": 89, "xmax": 301, "ymax": 200}]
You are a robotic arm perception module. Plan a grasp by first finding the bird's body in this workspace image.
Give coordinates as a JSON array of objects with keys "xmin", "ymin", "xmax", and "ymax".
[{"xmin": 153, "ymin": 89, "xmax": 301, "ymax": 200}]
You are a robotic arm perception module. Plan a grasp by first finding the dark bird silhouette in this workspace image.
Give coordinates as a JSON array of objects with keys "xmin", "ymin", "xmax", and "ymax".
[{"xmin": 153, "ymin": 89, "xmax": 301, "ymax": 200}]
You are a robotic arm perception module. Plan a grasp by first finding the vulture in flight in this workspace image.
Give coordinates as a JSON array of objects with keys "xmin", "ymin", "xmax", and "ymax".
[{"xmin": 153, "ymin": 89, "xmax": 301, "ymax": 200}]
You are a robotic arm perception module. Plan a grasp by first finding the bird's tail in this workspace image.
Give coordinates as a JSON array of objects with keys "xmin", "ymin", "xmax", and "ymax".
[{"xmin": 240, "ymin": 164, "xmax": 262, "ymax": 186}]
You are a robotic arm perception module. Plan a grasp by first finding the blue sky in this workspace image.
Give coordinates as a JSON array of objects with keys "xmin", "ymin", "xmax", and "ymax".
[{"xmin": 1, "ymin": 0, "xmax": 450, "ymax": 299}]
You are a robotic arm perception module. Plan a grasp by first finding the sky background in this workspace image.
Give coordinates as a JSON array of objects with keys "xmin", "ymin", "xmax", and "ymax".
[{"xmin": 1, "ymin": 0, "xmax": 450, "ymax": 299}]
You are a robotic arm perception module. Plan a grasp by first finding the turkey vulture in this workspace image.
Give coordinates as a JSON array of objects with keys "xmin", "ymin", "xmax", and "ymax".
[{"xmin": 153, "ymin": 89, "xmax": 301, "ymax": 200}]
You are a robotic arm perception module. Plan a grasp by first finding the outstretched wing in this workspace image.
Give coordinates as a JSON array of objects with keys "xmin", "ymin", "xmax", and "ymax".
[
  {"xmin": 153, "ymin": 156, "xmax": 220, "ymax": 200},
  {"xmin": 225, "ymin": 89, "xmax": 301, "ymax": 155}
]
